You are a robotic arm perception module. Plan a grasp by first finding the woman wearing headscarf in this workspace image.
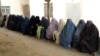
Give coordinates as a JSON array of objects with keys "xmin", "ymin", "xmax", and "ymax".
[
  {"xmin": 40, "ymin": 17, "xmax": 49, "ymax": 39},
  {"xmin": 7, "ymin": 15, "xmax": 17, "ymax": 30},
  {"xmin": 60, "ymin": 19, "xmax": 76, "ymax": 48},
  {"xmin": 31, "ymin": 16, "xmax": 40, "ymax": 36},
  {"xmin": 46, "ymin": 18, "xmax": 58, "ymax": 41},
  {"xmin": 71, "ymin": 20, "xmax": 86, "ymax": 48},
  {"xmin": 0, "ymin": 15, "xmax": 3, "ymax": 26},
  {"xmin": 16, "ymin": 15, "xmax": 24, "ymax": 32},
  {"xmin": 4, "ymin": 14, "xmax": 9, "ymax": 28},
  {"xmin": 36, "ymin": 22, "xmax": 43, "ymax": 39},
  {"xmin": 0, "ymin": 15, "xmax": 7, "ymax": 27},
  {"xmin": 23, "ymin": 15, "xmax": 35, "ymax": 35},
  {"xmin": 21, "ymin": 16, "xmax": 30, "ymax": 33},
  {"xmin": 78, "ymin": 21, "xmax": 99, "ymax": 54},
  {"xmin": 53, "ymin": 19, "xmax": 66, "ymax": 44}
]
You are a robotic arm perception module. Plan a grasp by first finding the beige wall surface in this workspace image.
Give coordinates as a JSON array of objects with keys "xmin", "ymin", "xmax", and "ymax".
[
  {"xmin": 81, "ymin": 0, "xmax": 100, "ymax": 35},
  {"xmin": 29, "ymin": 0, "xmax": 44, "ymax": 18},
  {"xmin": 29, "ymin": 0, "xmax": 81, "ymax": 23},
  {"xmin": 1, "ymin": 0, "xmax": 30, "ymax": 17},
  {"xmin": 0, "ymin": 0, "xmax": 1, "ymax": 16},
  {"xmin": 1, "ymin": 0, "xmax": 100, "ymax": 34}
]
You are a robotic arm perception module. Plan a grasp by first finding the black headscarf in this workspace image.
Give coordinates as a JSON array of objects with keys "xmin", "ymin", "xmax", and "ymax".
[{"xmin": 78, "ymin": 20, "xmax": 99, "ymax": 53}]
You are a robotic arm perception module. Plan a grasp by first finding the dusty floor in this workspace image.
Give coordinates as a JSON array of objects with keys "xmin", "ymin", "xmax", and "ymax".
[{"xmin": 0, "ymin": 28, "xmax": 92, "ymax": 56}]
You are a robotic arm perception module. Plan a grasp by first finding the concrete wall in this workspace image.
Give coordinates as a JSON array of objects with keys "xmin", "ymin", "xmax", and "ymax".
[
  {"xmin": 1, "ymin": 0, "xmax": 30, "ymax": 17},
  {"xmin": 29, "ymin": 0, "xmax": 81, "ymax": 23},
  {"xmin": 0, "ymin": 0, "xmax": 1, "ymax": 16},
  {"xmin": 29, "ymin": 0, "xmax": 44, "ymax": 18},
  {"xmin": 51, "ymin": 0, "xmax": 67, "ymax": 22},
  {"xmin": 29, "ymin": 0, "xmax": 68, "ymax": 21},
  {"xmin": 51, "ymin": 0, "xmax": 81, "ymax": 24},
  {"xmin": 1, "ymin": 0, "xmax": 100, "ymax": 35},
  {"xmin": 29, "ymin": 0, "xmax": 100, "ymax": 34},
  {"xmin": 81, "ymin": 0, "xmax": 100, "ymax": 34}
]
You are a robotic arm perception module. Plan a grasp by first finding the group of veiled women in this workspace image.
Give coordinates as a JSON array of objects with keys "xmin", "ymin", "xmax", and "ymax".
[{"xmin": 0, "ymin": 14, "xmax": 99, "ymax": 55}]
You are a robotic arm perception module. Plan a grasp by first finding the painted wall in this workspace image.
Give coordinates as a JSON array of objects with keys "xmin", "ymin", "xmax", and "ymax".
[
  {"xmin": 29, "ymin": 0, "xmax": 67, "ymax": 20},
  {"xmin": 67, "ymin": 3, "xmax": 81, "ymax": 25},
  {"xmin": 1, "ymin": 0, "xmax": 100, "ymax": 34},
  {"xmin": 81, "ymin": 0, "xmax": 100, "ymax": 34},
  {"xmin": 52, "ymin": 0, "xmax": 81, "ymax": 24},
  {"xmin": 29, "ymin": 0, "xmax": 44, "ymax": 18},
  {"xmin": 29, "ymin": 0, "xmax": 81, "ymax": 23},
  {"xmin": 1, "ymin": 0, "xmax": 30, "ymax": 16},
  {"xmin": 29, "ymin": 0, "xmax": 100, "ymax": 34},
  {"xmin": 0, "ymin": 0, "xmax": 1, "ymax": 16},
  {"xmin": 51, "ymin": 0, "xmax": 67, "ymax": 22}
]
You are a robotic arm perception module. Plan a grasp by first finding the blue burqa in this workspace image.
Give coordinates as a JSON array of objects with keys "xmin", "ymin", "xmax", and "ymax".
[{"xmin": 60, "ymin": 19, "xmax": 76, "ymax": 48}]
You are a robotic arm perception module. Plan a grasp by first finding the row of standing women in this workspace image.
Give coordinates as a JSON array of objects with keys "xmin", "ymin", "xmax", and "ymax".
[{"xmin": 0, "ymin": 14, "xmax": 99, "ymax": 54}]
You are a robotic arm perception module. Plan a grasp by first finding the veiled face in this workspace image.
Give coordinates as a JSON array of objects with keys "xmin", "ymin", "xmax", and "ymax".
[
  {"xmin": 87, "ymin": 21, "xmax": 92, "ymax": 26},
  {"xmin": 51, "ymin": 18, "xmax": 56, "ymax": 24},
  {"xmin": 59, "ymin": 19, "xmax": 64, "ymax": 23}
]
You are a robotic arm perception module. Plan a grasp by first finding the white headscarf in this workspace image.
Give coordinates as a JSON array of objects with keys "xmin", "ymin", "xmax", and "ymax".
[
  {"xmin": 53, "ymin": 19, "xmax": 66, "ymax": 44},
  {"xmin": 58, "ymin": 19, "xmax": 66, "ymax": 33}
]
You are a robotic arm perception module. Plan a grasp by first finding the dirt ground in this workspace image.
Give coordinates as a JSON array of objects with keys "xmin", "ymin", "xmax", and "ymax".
[{"xmin": 0, "ymin": 28, "xmax": 92, "ymax": 56}]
